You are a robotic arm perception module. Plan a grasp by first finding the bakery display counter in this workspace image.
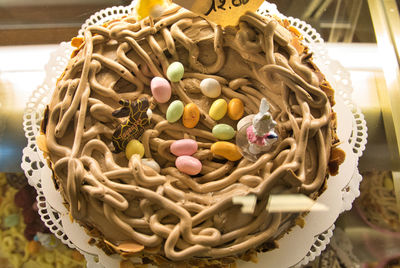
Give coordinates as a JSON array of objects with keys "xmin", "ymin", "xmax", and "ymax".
[{"xmin": 0, "ymin": 0, "xmax": 399, "ymax": 267}]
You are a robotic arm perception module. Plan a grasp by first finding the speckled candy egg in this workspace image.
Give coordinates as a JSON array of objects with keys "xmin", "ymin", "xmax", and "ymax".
[
  {"xmin": 175, "ymin": 156, "xmax": 202, "ymax": 175},
  {"xmin": 182, "ymin": 103, "xmax": 200, "ymax": 128},
  {"xmin": 228, "ymin": 98, "xmax": 244, "ymax": 120},
  {"xmin": 170, "ymin": 139, "xmax": 198, "ymax": 156},
  {"xmin": 151, "ymin": 77, "xmax": 171, "ymax": 103},
  {"xmin": 166, "ymin": 100, "xmax": 184, "ymax": 123},
  {"xmin": 212, "ymin": 124, "xmax": 236, "ymax": 140},
  {"xmin": 125, "ymin": 139, "xmax": 145, "ymax": 159},
  {"xmin": 167, "ymin": 62, "xmax": 184, "ymax": 82},
  {"xmin": 211, "ymin": 141, "xmax": 242, "ymax": 161},
  {"xmin": 209, "ymin": 99, "xmax": 227, "ymax": 121},
  {"xmin": 200, "ymin": 78, "xmax": 221, "ymax": 98}
]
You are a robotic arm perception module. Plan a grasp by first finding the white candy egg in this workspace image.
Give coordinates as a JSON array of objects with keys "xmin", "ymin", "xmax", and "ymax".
[{"xmin": 200, "ymin": 78, "xmax": 221, "ymax": 98}]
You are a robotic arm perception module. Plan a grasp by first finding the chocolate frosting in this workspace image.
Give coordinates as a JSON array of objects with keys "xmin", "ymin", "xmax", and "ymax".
[{"xmin": 43, "ymin": 5, "xmax": 334, "ymax": 262}]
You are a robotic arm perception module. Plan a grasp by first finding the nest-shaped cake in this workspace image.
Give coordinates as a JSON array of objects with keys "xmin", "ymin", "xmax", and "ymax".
[{"xmin": 39, "ymin": 4, "xmax": 343, "ymax": 266}]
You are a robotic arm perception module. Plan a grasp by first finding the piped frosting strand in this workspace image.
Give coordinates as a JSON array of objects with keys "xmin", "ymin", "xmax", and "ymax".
[{"xmin": 44, "ymin": 5, "xmax": 333, "ymax": 261}]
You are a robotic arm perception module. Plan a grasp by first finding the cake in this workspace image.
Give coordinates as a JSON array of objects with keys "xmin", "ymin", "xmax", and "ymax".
[{"xmin": 38, "ymin": 3, "xmax": 343, "ymax": 266}]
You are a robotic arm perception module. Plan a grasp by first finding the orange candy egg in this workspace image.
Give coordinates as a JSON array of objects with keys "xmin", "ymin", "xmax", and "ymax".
[
  {"xmin": 211, "ymin": 141, "xmax": 242, "ymax": 161},
  {"xmin": 182, "ymin": 103, "xmax": 200, "ymax": 128},
  {"xmin": 228, "ymin": 98, "xmax": 244, "ymax": 120}
]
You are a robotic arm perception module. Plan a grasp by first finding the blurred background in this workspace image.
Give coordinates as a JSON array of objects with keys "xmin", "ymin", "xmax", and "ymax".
[
  {"xmin": 0, "ymin": 0, "xmax": 130, "ymax": 45},
  {"xmin": 0, "ymin": 0, "xmax": 382, "ymax": 45}
]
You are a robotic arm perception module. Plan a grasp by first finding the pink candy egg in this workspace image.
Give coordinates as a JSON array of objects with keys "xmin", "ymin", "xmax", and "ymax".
[
  {"xmin": 175, "ymin": 156, "xmax": 202, "ymax": 175},
  {"xmin": 170, "ymin": 139, "xmax": 198, "ymax": 156},
  {"xmin": 151, "ymin": 77, "xmax": 171, "ymax": 103}
]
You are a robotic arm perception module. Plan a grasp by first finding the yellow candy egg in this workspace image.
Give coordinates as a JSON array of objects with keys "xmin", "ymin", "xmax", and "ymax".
[
  {"xmin": 209, "ymin": 99, "xmax": 227, "ymax": 121},
  {"xmin": 182, "ymin": 103, "xmax": 200, "ymax": 128},
  {"xmin": 210, "ymin": 141, "xmax": 242, "ymax": 161},
  {"xmin": 125, "ymin": 139, "xmax": 145, "ymax": 159},
  {"xmin": 228, "ymin": 98, "xmax": 244, "ymax": 120}
]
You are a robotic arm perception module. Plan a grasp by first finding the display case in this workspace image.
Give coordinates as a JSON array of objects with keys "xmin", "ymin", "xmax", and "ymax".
[{"xmin": 0, "ymin": 0, "xmax": 399, "ymax": 267}]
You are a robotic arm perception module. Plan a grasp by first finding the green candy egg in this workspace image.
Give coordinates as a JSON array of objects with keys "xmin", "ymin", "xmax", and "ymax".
[
  {"xmin": 4, "ymin": 214, "xmax": 19, "ymax": 228},
  {"xmin": 125, "ymin": 139, "xmax": 145, "ymax": 159},
  {"xmin": 212, "ymin": 124, "xmax": 236, "ymax": 140},
  {"xmin": 167, "ymin": 62, "xmax": 184, "ymax": 82},
  {"xmin": 166, "ymin": 100, "xmax": 184, "ymax": 123}
]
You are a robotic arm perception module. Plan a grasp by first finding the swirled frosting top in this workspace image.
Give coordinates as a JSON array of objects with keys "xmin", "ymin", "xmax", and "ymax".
[{"xmin": 43, "ymin": 5, "xmax": 335, "ymax": 263}]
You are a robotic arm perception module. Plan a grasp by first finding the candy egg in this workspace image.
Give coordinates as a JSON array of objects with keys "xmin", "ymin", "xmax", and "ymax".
[
  {"xmin": 166, "ymin": 100, "xmax": 184, "ymax": 123},
  {"xmin": 167, "ymin": 62, "xmax": 184, "ymax": 82},
  {"xmin": 151, "ymin": 77, "xmax": 171, "ymax": 103},
  {"xmin": 212, "ymin": 124, "xmax": 236, "ymax": 140},
  {"xmin": 125, "ymin": 139, "xmax": 145, "ymax": 159},
  {"xmin": 211, "ymin": 141, "xmax": 242, "ymax": 161},
  {"xmin": 175, "ymin": 156, "xmax": 202, "ymax": 175},
  {"xmin": 170, "ymin": 139, "xmax": 198, "ymax": 156},
  {"xmin": 200, "ymin": 78, "xmax": 221, "ymax": 98},
  {"xmin": 228, "ymin": 98, "xmax": 244, "ymax": 120},
  {"xmin": 182, "ymin": 103, "xmax": 200, "ymax": 128},
  {"xmin": 141, "ymin": 158, "xmax": 161, "ymax": 173},
  {"xmin": 209, "ymin": 99, "xmax": 227, "ymax": 121}
]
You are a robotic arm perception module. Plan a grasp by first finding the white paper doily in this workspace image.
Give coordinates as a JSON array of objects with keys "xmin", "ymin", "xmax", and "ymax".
[{"xmin": 21, "ymin": 2, "xmax": 367, "ymax": 268}]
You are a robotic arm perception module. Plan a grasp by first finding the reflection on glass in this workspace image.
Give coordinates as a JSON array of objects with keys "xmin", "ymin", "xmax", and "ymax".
[{"xmin": 268, "ymin": 0, "xmax": 376, "ymax": 43}]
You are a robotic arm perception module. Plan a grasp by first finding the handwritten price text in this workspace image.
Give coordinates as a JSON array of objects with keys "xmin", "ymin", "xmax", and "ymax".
[{"xmin": 205, "ymin": 0, "xmax": 250, "ymax": 16}]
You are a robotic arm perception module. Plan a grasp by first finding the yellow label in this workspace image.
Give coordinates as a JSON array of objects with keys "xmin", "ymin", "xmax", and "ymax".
[
  {"xmin": 173, "ymin": 0, "xmax": 264, "ymax": 27},
  {"xmin": 136, "ymin": 0, "xmax": 166, "ymax": 20}
]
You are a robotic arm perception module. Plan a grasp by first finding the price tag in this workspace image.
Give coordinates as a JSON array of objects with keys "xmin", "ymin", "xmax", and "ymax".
[
  {"xmin": 266, "ymin": 194, "xmax": 329, "ymax": 213},
  {"xmin": 172, "ymin": 0, "xmax": 265, "ymax": 27},
  {"xmin": 232, "ymin": 195, "xmax": 257, "ymax": 214}
]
